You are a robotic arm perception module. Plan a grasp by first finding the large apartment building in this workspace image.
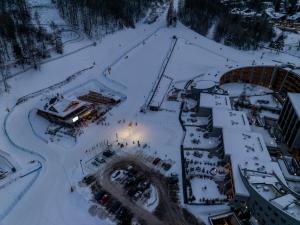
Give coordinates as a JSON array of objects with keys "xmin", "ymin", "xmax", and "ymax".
[{"xmin": 278, "ymin": 93, "xmax": 300, "ymax": 158}]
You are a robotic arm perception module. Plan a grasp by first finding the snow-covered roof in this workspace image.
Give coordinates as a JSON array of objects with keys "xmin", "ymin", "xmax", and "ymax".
[
  {"xmin": 244, "ymin": 170, "xmax": 300, "ymax": 222},
  {"xmin": 272, "ymin": 194, "xmax": 300, "ymax": 221},
  {"xmin": 213, "ymin": 109, "xmax": 250, "ymax": 131},
  {"xmin": 223, "ymin": 129, "xmax": 285, "ymax": 197},
  {"xmin": 40, "ymin": 96, "xmax": 88, "ymax": 118},
  {"xmin": 272, "ymin": 194, "xmax": 297, "ymax": 209},
  {"xmin": 200, "ymin": 93, "xmax": 231, "ymax": 109},
  {"xmin": 230, "ymin": 8, "xmax": 261, "ymax": 17},
  {"xmin": 265, "ymin": 8, "xmax": 286, "ymax": 20},
  {"xmin": 288, "ymin": 93, "xmax": 300, "ymax": 119}
]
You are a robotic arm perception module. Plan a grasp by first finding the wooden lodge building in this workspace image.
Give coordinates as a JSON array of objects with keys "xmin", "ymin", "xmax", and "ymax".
[
  {"xmin": 77, "ymin": 91, "xmax": 121, "ymax": 105},
  {"xmin": 37, "ymin": 96, "xmax": 95, "ymax": 127},
  {"xmin": 37, "ymin": 90, "xmax": 121, "ymax": 127}
]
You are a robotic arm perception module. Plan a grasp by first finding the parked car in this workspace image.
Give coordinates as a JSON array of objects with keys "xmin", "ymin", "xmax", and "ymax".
[
  {"xmin": 100, "ymin": 194, "xmax": 110, "ymax": 205},
  {"xmin": 95, "ymin": 157, "xmax": 106, "ymax": 164},
  {"xmin": 91, "ymin": 161, "xmax": 99, "ymax": 167},
  {"xmin": 103, "ymin": 150, "xmax": 115, "ymax": 158},
  {"xmin": 153, "ymin": 158, "xmax": 161, "ymax": 165}
]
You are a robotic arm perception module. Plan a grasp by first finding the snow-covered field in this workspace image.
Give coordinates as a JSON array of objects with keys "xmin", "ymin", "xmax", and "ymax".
[{"xmin": 1, "ymin": 1, "xmax": 300, "ymax": 225}]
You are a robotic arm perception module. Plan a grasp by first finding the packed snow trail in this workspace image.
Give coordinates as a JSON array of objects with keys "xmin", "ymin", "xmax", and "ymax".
[{"xmin": 0, "ymin": 105, "xmax": 46, "ymax": 221}]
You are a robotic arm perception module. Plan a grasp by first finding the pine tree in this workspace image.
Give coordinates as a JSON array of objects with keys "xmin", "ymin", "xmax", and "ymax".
[
  {"xmin": 167, "ymin": 0, "xmax": 174, "ymax": 27},
  {"xmin": 274, "ymin": 0, "xmax": 281, "ymax": 12}
]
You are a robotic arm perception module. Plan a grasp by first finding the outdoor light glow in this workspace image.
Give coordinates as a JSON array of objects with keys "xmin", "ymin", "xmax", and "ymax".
[
  {"xmin": 118, "ymin": 125, "xmax": 145, "ymax": 143},
  {"xmin": 72, "ymin": 116, "xmax": 79, "ymax": 123}
]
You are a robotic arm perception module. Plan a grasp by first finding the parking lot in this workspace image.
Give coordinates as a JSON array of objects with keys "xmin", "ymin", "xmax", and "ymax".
[{"xmin": 82, "ymin": 154, "xmax": 205, "ymax": 225}]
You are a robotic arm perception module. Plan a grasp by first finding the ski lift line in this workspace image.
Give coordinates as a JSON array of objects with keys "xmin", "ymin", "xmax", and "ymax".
[
  {"xmin": 144, "ymin": 37, "xmax": 178, "ymax": 109},
  {"xmin": 158, "ymin": 78, "xmax": 174, "ymax": 108}
]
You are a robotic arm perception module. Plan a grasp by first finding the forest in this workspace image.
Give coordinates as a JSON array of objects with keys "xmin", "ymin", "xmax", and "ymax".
[
  {"xmin": 178, "ymin": 0, "xmax": 275, "ymax": 50},
  {"xmin": 0, "ymin": 0, "xmax": 63, "ymax": 90},
  {"xmin": 55, "ymin": 0, "xmax": 164, "ymax": 37}
]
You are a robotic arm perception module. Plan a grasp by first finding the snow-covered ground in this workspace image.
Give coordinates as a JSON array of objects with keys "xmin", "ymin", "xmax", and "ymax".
[
  {"xmin": 1, "ymin": 1, "xmax": 300, "ymax": 225},
  {"xmin": 190, "ymin": 178, "xmax": 226, "ymax": 202}
]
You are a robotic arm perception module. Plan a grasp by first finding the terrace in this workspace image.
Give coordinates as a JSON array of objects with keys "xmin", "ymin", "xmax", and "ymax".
[{"xmin": 183, "ymin": 150, "xmax": 229, "ymax": 205}]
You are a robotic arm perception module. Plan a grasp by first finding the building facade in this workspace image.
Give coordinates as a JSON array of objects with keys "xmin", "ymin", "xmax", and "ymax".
[
  {"xmin": 278, "ymin": 93, "xmax": 300, "ymax": 158},
  {"xmin": 220, "ymin": 66, "xmax": 300, "ymax": 93},
  {"xmin": 240, "ymin": 169, "xmax": 300, "ymax": 225}
]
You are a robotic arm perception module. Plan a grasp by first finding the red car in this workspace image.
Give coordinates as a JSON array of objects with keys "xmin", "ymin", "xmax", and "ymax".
[{"xmin": 100, "ymin": 194, "xmax": 110, "ymax": 205}]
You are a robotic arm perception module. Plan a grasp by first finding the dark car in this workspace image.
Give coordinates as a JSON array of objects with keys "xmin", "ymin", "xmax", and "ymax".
[
  {"xmin": 95, "ymin": 190, "xmax": 106, "ymax": 201},
  {"xmin": 109, "ymin": 201, "xmax": 122, "ymax": 214},
  {"xmin": 103, "ymin": 150, "xmax": 115, "ymax": 158},
  {"xmin": 153, "ymin": 158, "xmax": 161, "ymax": 165}
]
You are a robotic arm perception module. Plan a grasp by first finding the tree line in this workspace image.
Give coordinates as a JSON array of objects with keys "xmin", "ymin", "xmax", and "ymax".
[{"xmin": 55, "ymin": 0, "xmax": 164, "ymax": 37}]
